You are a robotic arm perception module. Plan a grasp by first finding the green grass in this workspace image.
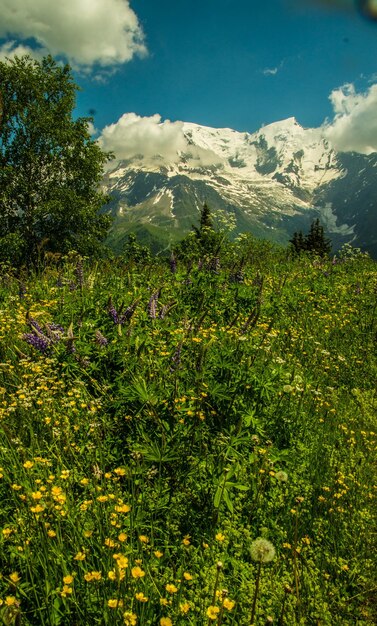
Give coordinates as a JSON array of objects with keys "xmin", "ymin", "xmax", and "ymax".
[{"xmin": 0, "ymin": 242, "xmax": 376, "ymax": 625}]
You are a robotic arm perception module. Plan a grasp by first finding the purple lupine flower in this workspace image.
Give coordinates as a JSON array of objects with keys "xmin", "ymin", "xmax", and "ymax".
[
  {"xmin": 95, "ymin": 330, "xmax": 108, "ymax": 347},
  {"xmin": 28, "ymin": 318, "xmax": 44, "ymax": 334},
  {"xmin": 108, "ymin": 303, "xmax": 119, "ymax": 324},
  {"xmin": 45, "ymin": 323, "xmax": 64, "ymax": 343},
  {"xmin": 148, "ymin": 291, "xmax": 159, "ymax": 319},
  {"xmin": 170, "ymin": 342, "xmax": 183, "ymax": 371},
  {"xmin": 75, "ymin": 260, "xmax": 84, "ymax": 288},
  {"xmin": 159, "ymin": 305, "xmax": 169, "ymax": 319},
  {"xmin": 23, "ymin": 332, "xmax": 51, "ymax": 354},
  {"xmin": 119, "ymin": 298, "xmax": 140, "ymax": 324}
]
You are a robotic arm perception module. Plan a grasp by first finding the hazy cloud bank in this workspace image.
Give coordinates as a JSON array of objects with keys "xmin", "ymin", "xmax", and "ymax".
[
  {"xmin": 324, "ymin": 82, "xmax": 377, "ymax": 153},
  {"xmin": 0, "ymin": 0, "xmax": 146, "ymax": 70}
]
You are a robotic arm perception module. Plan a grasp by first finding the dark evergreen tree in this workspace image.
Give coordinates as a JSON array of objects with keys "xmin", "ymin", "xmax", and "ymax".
[
  {"xmin": 290, "ymin": 219, "xmax": 331, "ymax": 257},
  {"xmin": 305, "ymin": 218, "xmax": 332, "ymax": 257}
]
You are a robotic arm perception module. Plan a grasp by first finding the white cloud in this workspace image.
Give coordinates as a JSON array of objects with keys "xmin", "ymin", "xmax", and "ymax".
[
  {"xmin": 0, "ymin": 0, "xmax": 146, "ymax": 70},
  {"xmin": 0, "ymin": 40, "xmax": 47, "ymax": 62},
  {"xmin": 98, "ymin": 113, "xmax": 224, "ymax": 168},
  {"xmin": 99, "ymin": 113, "xmax": 187, "ymax": 162},
  {"xmin": 323, "ymin": 82, "xmax": 377, "ymax": 153},
  {"xmin": 263, "ymin": 67, "xmax": 278, "ymax": 76}
]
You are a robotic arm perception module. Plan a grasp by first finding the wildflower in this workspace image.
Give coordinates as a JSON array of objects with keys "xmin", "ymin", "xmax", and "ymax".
[
  {"xmin": 60, "ymin": 585, "xmax": 73, "ymax": 597},
  {"xmin": 180, "ymin": 602, "xmax": 190, "ymax": 614},
  {"xmin": 123, "ymin": 611, "xmax": 137, "ymax": 625},
  {"xmin": 95, "ymin": 330, "xmax": 108, "ymax": 347},
  {"xmin": 183, "ymin": 572, "xmax": 193, "ymax": 581},
  {"xmin": 250, "ymin": 538, "xmax": 276, "ymax": 563},
  {"xmin": 207, "ymin": 606, "xmax": 220, "ymax": 620},
  {"xmin": 23, "ymin": 332, "xmax": 51, "ymax": 354},
  {"xmin": 182, "ymin": 535, "xmax": 191, "ymax": 546},
  {"xmin": 154, "ymin": 550, "xmax": 164, "ymax": 558},
  {"xmin": 215, "ymin": 532, "xmax": 226, "ymax": 542},
  {"xmin": 84, "ymin": 571, "xmax": 102, "ymax": 582},
  {"xmin": 160, "ymin": 619, "xmax": 172, "ymax": 626},
  {"xmin": 118, "ymin": 533, "xmax": 127, "ymax": 542},
  {"xmin": 5, "ymin": 596, "xmax": 18, "ymax": 606},
  {"xmin": 47, "ymin": 530, "xmax": 57, "ymax": 538},
  {"xmin": 108, "ymin": 598, "xmax": 123, "ymax": 608},
  {"xmin": 165, "ymin": 583, "xmax": 178, "ymax": 594},
  {"xmin": 9, "ymin": 572, "xmax": 20, "ymax": 584},
  {"xmin": 139, "ymin": 534, "xmax": 149, "ymax": 543},
  {"xmin": 23, "ymin": 460, "xmax": 34, "ymax": 469},
  {"xmin": 74, "ymin": 552, "xmax": 86, "ymax": 561},
  {"xmin": 223, "ymin": 598, "xmax": 235, "ymax": 611},
  {"xmin": 63, "ymin": 575, "xmax": 74, "ymax": 585},
  {"xmin": 135, "ymin": 592, "xmax": 148, "ymax": 602},
  {"xmin": 131, "ymin": 566, "xmax": 145, "ymax": 578}
]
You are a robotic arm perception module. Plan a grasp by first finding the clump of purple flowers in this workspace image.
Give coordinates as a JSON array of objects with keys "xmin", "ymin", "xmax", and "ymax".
[
  {"xmin": 95, "ymin": 330, "xmax": 108, "ymax": 347},
  {"xmin": 108, "ymin": 298, "xmax": 140, "ymax": 325},
  {"xmin": 148, "ymin": 290, "xmax": 160, "ymax": 319},
  {"xmin": 23, "ymin": 317, "xmax": 67, "ymax": 354}
]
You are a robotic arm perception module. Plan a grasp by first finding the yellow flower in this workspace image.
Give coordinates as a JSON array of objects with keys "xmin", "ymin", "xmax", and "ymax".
[
  {"xmin": 135, "ymin": 592, "xmax": 148, "ymax": 602},
  {"xmin": 116, "ymin": 555, "xmax": 129, "ymax": 569},
  {"xmin": 83, "ymin": 530, "xmax": 93, "ymax": 538},
  {"xmin": 183, "ymin": 572, "xmax": 193, "ymax": 581},
  {"xmin": 9, "ymin": 572, "xmax": 20, "ymax": 584},
  {"xmin": 108, "ymin": 598, "xmax": 123, "ymax": 608},
  {"xmin": 207, "ymin": 606, "xmax": 220, "ymax": 620},
  {"xmin": 63, "ymin": 575, "xmax": 74, "ymax": 585},
  {"xmin": 160, "ymin": 619, "xmax": 172, "ymax": 626},
  {"xmin": 138, "ymin": 534, "xmax": 149, "ymax": 543},
  {"xmin": 60, "ymin": 585, "xmax": 73, "ymax": 597},
  {"xmin": 215, "ymin": 532, "xmax": 225, "ymax": 542},
  {"xmin": 123, "ymin": 611, "xmax": 137, "ymax": 625},
  {"xmin": 47, "ymin": 529, "xmax": 57, "ymax": 538},
  {"xmin": 118, "ymin": 532, "xmax": 127, "ymax": 542},
  {"xmin": 5, "ymin": 596, "xmax": 17, "ymax": 607},
  {"xmin": 23, "ymin": 461, "xmax": 34, "ymax": 469},
  {"xmin": 154, "ymin": 550, "xmax": 164, "ymax": 558},
  {"xmin": 74, "ymin": 551, "xmax": 86, "ymax": 561},
  {"xmin": 165, "ymin": 583, "xmax": 178, "ymax": 594},
  {"xmin": 223, "ymin": 598, "xmax": 235, "ymax": 611},
  {"xmin": 160, "ymin": 598, "xmax": 169, "ymax": 606},
  {"xmin": 31, "ymin": 491, "xmax": 43, "ymax": 500},
  {"xmin": 84, "ymin": 571, "xmax": 102, "ymax": 582},
  {"xmin": 114, "ymin": 467, "xmax": 127, "ymax": 476},
  {"xmin": 105, "ymin": 538, "xmax": 116, "ymax": 548},
  {"xmin": 115, "ymin": 504, "xmax": 131, "ymax": 513},
  {"xmin": 131, "ymin": 566, "xmax": 145, "ymax": 578},
  {"xmin": 180, "ymin": 602, "xmax": 190, "ymax": 614},
  {"xmin": 182, "ymin": 535, "xmax": 191, "ymax": 546}
]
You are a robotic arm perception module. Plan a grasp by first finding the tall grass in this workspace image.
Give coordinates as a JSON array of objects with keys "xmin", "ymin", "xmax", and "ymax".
[{"xmin": 0, "ymin": 242, "xmax": 376, "ymax": 625}]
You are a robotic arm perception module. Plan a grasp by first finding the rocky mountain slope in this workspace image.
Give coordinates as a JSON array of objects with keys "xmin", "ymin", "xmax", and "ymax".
[{"xmin": 102, "ymin": 117, "xmax": 377, "ymax": 256}]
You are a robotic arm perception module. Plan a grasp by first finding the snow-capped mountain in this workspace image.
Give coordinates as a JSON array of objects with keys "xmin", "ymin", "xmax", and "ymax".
[{"xmin": 102, "ymin": 117, "xmax": 377, "ymax": 257}]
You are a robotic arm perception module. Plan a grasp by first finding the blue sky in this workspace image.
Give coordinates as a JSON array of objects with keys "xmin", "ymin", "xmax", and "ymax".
[{"xmin": 1, "ymin": 0, "xmax": 377, "ymax": 153}]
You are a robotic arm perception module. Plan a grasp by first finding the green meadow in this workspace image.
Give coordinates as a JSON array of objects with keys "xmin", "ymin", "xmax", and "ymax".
[{"xmin": 0, "ymin": 239, "xmax": 376, "ymax": 625}]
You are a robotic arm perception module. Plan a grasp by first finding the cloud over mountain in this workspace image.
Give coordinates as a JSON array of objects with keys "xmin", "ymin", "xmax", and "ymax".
[
  {"xmin": 99, "ymin": 113, "xmax": 187, "ymax": 161},
  {"xmin": 0, "ymin": 0, "xmax": 146, "ymax": 70},
  {"xmin": 323, "ymin": 82, "xmax": 377, "ymax": 153}
]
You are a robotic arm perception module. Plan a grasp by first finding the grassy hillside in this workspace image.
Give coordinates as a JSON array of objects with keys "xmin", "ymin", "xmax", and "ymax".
[{"xmin": 0, "ymin": 240, "xmax": 376, "ymax": 625}]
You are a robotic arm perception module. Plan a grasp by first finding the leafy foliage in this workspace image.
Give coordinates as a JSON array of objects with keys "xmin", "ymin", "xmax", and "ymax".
[
  {"xmin": 0, "ymin": 240, "xmax": 375, "ymax": 625},
  {"xmin": 0, "ymin": 55, "xmax": 112, "ymax": 265}
]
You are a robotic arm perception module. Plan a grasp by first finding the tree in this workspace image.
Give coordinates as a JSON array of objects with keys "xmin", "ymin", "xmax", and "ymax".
[
  {"xmin": 0, "ymin": 55, "xmax": 112, "ymax": 265},
  {"xmin": 290, "ymin": 219, "xmax": 331, "ymax": 257}
]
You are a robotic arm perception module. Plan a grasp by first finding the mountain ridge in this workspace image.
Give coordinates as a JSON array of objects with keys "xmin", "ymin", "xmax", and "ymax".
[{"xmin": 102, "ymin": 117, "xmax": 377, "ymax": 257}]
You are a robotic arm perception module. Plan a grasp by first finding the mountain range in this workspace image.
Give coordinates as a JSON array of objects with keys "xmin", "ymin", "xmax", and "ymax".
[{"xmin": 102, "ymin": 117, "xmax": 377, "ymax": 257}]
